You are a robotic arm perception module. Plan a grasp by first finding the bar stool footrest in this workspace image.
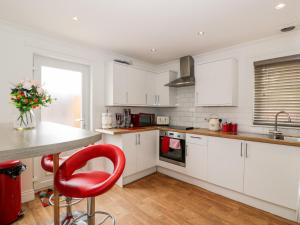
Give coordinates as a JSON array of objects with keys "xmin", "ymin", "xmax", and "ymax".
[{"xmin": 71, "ymin": 211, "xmax": 116, "ymax": 225}]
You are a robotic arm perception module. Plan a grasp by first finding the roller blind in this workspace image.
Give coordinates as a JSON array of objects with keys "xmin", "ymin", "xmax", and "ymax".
[{"xmin": 254, "ymin": 55, "xmax": 300, "ymax": 127}]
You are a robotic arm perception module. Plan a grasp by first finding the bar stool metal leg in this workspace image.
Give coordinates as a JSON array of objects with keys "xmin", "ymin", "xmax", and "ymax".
[
  {"xmin": 87, "ymin": 198, "xmax": 95, "ymax": 225},
  {"xmin": 71, "ymin": 197, "xmax": 116, "ymax": 225}
]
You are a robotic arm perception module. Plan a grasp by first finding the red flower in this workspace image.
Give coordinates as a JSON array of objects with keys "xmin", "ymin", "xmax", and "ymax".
[
  {"xmin": 24, "ymin": 99, "xmax": 29, "ymax": 104},
  {"xmin": 16, "ymin": 95, "xmax": 21, "ymax": 100},
  {"xmin": 34, "ymin": 99, "xmax": 38, "ymax": 103}
]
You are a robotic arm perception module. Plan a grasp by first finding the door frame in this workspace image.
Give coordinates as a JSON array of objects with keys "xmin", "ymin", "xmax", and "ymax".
[{"xmin": 33, "ymin": 54, "xmax": 91, "ymax": 129}]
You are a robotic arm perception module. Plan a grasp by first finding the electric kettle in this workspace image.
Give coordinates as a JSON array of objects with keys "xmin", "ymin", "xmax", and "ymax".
[{"xmin": 208, "ymin": 117, "xmax": 222, "ymax": 131}]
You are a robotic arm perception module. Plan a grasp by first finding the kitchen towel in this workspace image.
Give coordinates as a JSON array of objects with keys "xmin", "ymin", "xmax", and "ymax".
[
  {"xmin": 169, "ymin": 138, "xmax": 181, "ymax": 150},
  {"xmin": 161, "ymin": 136, "xmax": 170, "ymax": 153}
]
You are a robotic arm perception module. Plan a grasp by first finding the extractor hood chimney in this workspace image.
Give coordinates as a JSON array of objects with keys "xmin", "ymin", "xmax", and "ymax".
[{"xmin": 165, "ymin": 56, "xmax": 195, "ymax": 87}]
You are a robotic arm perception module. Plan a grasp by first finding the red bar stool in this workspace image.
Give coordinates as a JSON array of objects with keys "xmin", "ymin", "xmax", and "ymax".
[
  {"xmin": 54, "ymin": 144, "xmax": 125, "ymax": 225},
  {"xmin": 41, "ymin": 154, "xmax": 83, "ymax": 224}
]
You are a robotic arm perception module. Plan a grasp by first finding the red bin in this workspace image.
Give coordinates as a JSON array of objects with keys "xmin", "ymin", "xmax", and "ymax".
[{"xmin": 0, "ymin": 160, "xmax": 26, "ymax": 225}]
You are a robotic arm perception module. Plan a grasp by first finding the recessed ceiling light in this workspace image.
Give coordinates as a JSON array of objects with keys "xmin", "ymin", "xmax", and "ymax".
[
  {"xmin": 72, "ymin": 16, "xmax": 79, "ymax": 21},
  {"xmin": 150, "ymin": 48, "xmax": 157, "ymax": 52},
  {"xmin": 275, "ymin": 3, "xmax": 286, "ymax": 10},
  {"xmin": 197, "ymin": 31, "xmax": 205, "ymax": 36}
]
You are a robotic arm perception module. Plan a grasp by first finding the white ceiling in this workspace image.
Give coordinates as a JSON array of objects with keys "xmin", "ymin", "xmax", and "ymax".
[{"xmin": 0, "ymin": 0, "xmax": 299, "ymax": 64}]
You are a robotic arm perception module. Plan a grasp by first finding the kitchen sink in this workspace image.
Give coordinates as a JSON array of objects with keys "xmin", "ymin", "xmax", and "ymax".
[{"xmin": 283, "ymin": 136, "xmax": 300, "ymax": 142}]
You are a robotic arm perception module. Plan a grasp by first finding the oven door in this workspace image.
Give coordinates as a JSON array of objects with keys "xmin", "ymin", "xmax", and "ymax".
[{"xmin": 159, "ymin": 134, "xmax": 186, "ymax": 167}]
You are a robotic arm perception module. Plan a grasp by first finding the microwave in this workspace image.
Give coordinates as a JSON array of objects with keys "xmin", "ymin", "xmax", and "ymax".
[{"xmin": 131, "ymin": 113, "xmax": 155, "ymax": 127}]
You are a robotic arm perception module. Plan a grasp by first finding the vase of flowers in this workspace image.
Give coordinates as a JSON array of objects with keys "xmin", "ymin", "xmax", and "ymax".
[{"xmin": 10, "ymin": 79, "xmax": 54, "ymax": 130}]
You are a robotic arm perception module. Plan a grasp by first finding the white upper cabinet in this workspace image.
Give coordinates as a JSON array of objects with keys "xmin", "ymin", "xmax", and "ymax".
[
  {"xmin": 126, "ymin": 66, "xmax": 148, "ymax": 105},
  {"xmin": 195, "ymin": 58, "xmax": 238, "ymax": 106},
  {"xmin": 105, "ymin": 62, "xmax": 129, "ymax": 105},
  {"xmin": 105, "ymin": 62, "xmax": 176, "ymax": 107},
  {"xmin": 244, "ymin": 141, "xmax": 300, "ymax": 210},
  {"xmin": 153, "ymin": 71, "xmax": 177, "ymax": 106}
]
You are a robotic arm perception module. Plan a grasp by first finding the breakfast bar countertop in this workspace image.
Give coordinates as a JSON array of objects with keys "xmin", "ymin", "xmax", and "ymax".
[
  {"xmin": 0, "ymin": 121, "xmax": 102, "ymax": 162},
  {"xmin": 96, "ymin": 126, "xmax": 300, "ymax": 148}
]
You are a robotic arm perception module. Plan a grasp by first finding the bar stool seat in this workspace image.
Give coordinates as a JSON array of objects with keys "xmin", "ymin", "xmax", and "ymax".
[
  {"xmin": 54, "ymin": 144, "xmax": 125, "ymax": 225},
  {"xmin": 41, "ymin": 155, "xmax": 68, "ymax": 173}
]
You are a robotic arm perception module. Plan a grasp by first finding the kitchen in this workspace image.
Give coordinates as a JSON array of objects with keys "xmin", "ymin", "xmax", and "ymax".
[{"xmin": 0, "ymin": 1, "xmax": 300, "ymax": 225}]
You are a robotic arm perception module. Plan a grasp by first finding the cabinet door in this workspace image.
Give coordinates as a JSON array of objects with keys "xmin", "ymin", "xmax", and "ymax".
[
  {"xmin": 122, "ymin": 133, "xmax": 138, "ymax": 176},
  {"xmin": 186, "ymin": 143, "xmax": 207, "ymax": 180},
  {"xmin": 137, "ymin": 131, "xmax": 157, "ymax": 171},
  {"xmin": 146, "ymin": 71, "xmax": 156, "ymax": 106},
  {"xmin": 127, "ymin": 67, "xmax": 147, "ymax": 105},
  {"xmin": 195, "ymin": 59, "xmax": 237, "ymax": 106},
  {"xmin": 155, "ymin": 73, "xmax": 170, "ymax": 106},
  {"xmin": 244, "ymin": 142, "xmax": 300, "ymax": 209},
  {"xmin": 113, "ymin": 63, "xmax": 129, "ymax": 104},
  {"xmin": 207, "ymin": 137, "xmax": 244, "ymax": 192},
  {"xmin": 155, "ymin": 72, "xmax": 176, "ymax": 106}
]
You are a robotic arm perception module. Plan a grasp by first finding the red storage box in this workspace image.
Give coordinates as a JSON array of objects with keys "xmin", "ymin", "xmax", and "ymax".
[{"xmin": 0, "ymin": 160, "xmax": 26, "ymax": 225}]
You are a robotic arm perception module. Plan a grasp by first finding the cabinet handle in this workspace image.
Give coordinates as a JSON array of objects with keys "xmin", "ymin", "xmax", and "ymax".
[
  {"xmin": 158, "ymin": 95, "xmax": 160, "ymax": 105},
  {"xmin": 240, "ymin": 142, "xmax": 243, "ymax": 157},
  {"xmin": 190, "ymin": 136, "xmax": 201, "ymax": 139},
  {"xmin": 154, "ymin": 95, "xmax": 157, "ymax": 105},
  {"xmin": 245, "ymin": 143, "xmax": 248, "ymax": 158},
  {"xmin": 185, "ymin": 145, "xmax": 188, "ymax": 157},
  {"xmin": 138, "ymin": 134, "xmax": 141, "ymax": 145},
  {"xmin": 136, "ymin": 134, "xmax": 139, "ymax": 145}
]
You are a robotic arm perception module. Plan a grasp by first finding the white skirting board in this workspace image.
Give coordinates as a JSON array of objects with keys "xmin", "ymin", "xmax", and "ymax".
[
  {"xmin": 21, "ymin": 189, "xmax": 35, "ymax": 203},
  {"xmin": 157, "ymin": 166, "xmax": 298, "ymax": 222},
  {"xmin": 116, "ymin": 167, "xmax": 157, "ymax": 187}
]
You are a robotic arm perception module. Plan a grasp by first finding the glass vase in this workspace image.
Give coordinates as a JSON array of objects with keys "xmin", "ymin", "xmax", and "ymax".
[{"xmin": 14, "ymin": 110, "xmax": 36, "ymax": 130}]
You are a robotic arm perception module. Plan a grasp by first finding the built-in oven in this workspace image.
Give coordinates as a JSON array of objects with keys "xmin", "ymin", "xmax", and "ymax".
[{"xmin": 159, "ymin": 130, "xmax": 186, "ymax": 167}]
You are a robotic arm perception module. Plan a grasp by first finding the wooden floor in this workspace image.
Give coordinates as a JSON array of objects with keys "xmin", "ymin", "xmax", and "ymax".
[{"xmin": 13, "ymin": 173, "xmax": 297, "ymax": 225}]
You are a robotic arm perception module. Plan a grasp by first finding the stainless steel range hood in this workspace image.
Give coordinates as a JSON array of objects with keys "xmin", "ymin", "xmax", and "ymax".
[{"xmin": 165, "ymin": 56, "xmax": 195, "ymax": 87}]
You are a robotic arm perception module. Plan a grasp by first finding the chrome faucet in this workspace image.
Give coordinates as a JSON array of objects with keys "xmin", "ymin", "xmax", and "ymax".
[{"xmin": 269, "ymin": 111, "xmax": 292, "ymax": 139}]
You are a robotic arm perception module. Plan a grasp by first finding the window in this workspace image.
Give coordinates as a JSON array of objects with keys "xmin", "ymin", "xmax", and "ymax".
[{"xmin": 254, "ymin": 55, "xmax": 300, "ymax": 127}]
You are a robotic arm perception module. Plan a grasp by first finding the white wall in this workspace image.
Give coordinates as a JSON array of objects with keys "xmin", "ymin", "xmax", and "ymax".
[
  {"xmin": 0, "ymin": 20, "xmax": 156, "ymax": 201},
  {"xmin": 157, "ymin": 30, "xmax": 300, "ymax": 136}
]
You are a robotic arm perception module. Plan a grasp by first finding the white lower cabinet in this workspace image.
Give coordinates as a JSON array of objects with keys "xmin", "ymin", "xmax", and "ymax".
[
  {"xmin": 104, "ymin": 130, "xmax": 157, "ymax": 183},
  {"xmin": 137, "ymin": 130, "xmax": 157, "ymax": 171},
  {"xmin": 206, "ymin": 137, "xmax": 300, "ymax": 210},
  {"xmin": 207, "ymin": 137, "xmax": 244, "ymax": 192},
  {"xmin": 122, "ymin": 133, "xmax": 138, "ymax": 177},
  {"xmin": 244, "ymin": 141, "xmax": 300, "ymax": 210},
  {"xmin": 186, "ymin": 134, "xmax": 208, "ymax": 180}
]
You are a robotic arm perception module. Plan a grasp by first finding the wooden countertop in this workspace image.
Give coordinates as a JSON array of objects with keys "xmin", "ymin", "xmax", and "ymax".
[
  {"xmin": 95, "ymin": 126, "xmax": 300, "ymax": 148},
  {"xmin": 0, "ymin": 122, "xmax": 102, "ymax": 162}
]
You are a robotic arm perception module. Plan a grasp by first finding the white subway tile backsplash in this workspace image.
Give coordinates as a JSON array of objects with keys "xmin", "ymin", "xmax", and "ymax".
[{"xmin": 157, "ymin": 86, "xmax": 299, "ymax": 135}]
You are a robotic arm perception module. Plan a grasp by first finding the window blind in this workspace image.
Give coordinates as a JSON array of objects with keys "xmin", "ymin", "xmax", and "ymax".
[{"xmin": 254, "ymin": 55, "xmax": 300, "ymax": 127}]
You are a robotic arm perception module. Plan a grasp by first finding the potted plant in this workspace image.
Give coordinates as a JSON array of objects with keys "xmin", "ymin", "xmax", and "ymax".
[{"xmin": 10, "ymin": 79, "xmax": 54, "ymax": 130}]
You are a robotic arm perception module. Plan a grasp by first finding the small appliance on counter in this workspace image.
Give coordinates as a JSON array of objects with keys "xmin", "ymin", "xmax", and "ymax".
[
  {"xmin": 101, "ymin": 111, "xmax": 113, "ymax": 129},
  {"xmin": 208, "ymin": 117, "xmax": 222, "ymax": 131},
  {"xmin": 123, "ymin": 108, "xmax": 131, "ymax": 128},
  {"xmin": 156, "ymin": 116, "xmax": 170, "ymax": 126},
  {"xmin": 115, "ymin": 113, "xmax": 124, "ymax": 128},
  {"xmin": 131, "ymin": 113, "xmax": 155, "ymax": 127},
  {"xmin": 222, "ymin": 122, "xmax": 238, "ymax": 133}
]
